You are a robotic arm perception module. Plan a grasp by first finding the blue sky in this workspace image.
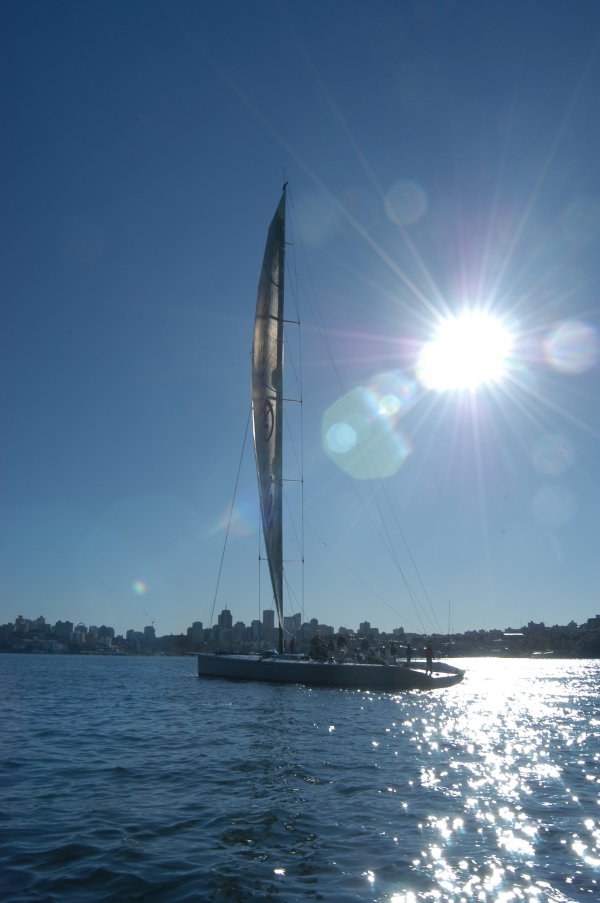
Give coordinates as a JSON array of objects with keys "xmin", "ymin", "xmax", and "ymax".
[{"xmin": 2, "ymin": 0, "xmax": 600, "ymax": 637}]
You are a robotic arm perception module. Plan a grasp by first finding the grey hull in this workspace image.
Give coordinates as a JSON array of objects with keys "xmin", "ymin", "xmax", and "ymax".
[{"xmin": 197, "ymin": 654, "xmax": 464, "ymax": 691}]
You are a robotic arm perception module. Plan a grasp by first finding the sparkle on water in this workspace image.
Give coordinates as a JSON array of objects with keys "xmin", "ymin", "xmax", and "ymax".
[
  {"xmin": 357, "ymin": 659, "xmax": 600, "ymax": 901},
  {"xmin": 417, "ymin": 310, "xmax": 514, "ymax": 392},
  {"xmin": 1, "ymin": 657, "xmax": 599, "ymax": 901}
]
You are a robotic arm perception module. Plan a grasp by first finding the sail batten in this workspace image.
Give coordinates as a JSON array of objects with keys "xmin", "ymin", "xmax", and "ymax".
[{"xmin": 252, "ymin": 191, "xmax": 286, "ymax": 652}]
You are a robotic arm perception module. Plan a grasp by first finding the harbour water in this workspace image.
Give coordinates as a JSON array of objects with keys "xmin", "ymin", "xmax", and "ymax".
[{"xmin": 1, "ymin": 654, "xmax": 598, "ymax": 901}]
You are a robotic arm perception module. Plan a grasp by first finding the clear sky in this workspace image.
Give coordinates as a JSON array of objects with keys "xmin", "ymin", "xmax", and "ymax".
[{"xmin": 3, "ymin": 0, "xmax": 600, "ymax": 638}]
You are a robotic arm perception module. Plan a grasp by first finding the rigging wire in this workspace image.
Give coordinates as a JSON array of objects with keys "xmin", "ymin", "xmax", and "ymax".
[
  {"xmin": 286, "ymin": 185, "xmax": 440, "ymax": 635},
  {"xmin": 209, "ymin": 185, "xmax": 437, "ymax": 640},
  {"xmin": 282, "ymin": 491, "xmax": 425, "ymax": 634},
  {"xmin": 208, "ymin": 408, "xmax": 252, "ymax": 628},
  {"xmin": 282, "ymin": 199, "xmax": 305, "ymax": 625}
]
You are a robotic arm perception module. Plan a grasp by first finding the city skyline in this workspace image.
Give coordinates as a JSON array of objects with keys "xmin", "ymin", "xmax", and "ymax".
[
  {"xmin": 3, "ymin": 2, "xmax": 600, "ymax": 637},
  {"xmin": 4, "ymin": 605, "xmax": 598, "ymax": 644}
]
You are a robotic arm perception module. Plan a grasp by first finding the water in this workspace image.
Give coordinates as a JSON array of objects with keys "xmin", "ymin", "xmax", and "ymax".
[{"xmin": 1, "ymin": 655, "xmax": 598, "ymax": 902}]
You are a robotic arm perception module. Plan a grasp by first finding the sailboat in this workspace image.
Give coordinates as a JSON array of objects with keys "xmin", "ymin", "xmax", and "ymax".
[{"xmin": 197, "ymin": 187, "xmax": 464, "ymax": 692}]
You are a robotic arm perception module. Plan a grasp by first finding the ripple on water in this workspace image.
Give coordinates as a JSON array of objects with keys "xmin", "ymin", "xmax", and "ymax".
[{"xmin": 1, "ymin": 655, "xmax": 599, "ymax": 901}]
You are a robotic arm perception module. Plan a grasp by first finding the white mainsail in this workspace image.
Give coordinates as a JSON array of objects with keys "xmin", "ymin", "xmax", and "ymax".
[{"xmin": 252, "ymin": 190, "xmax": 286, "ymax": 652}]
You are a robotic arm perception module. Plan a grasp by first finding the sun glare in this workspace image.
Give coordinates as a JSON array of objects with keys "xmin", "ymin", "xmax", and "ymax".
[{"xmin": 417, "ymin": 311, "xmax": 513, "ymax": 392}]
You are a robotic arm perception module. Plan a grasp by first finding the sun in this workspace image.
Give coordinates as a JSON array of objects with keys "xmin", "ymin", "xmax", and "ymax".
[{"xmin": 417, "ymin": 310, "xmax": 513, "ymax": 391}]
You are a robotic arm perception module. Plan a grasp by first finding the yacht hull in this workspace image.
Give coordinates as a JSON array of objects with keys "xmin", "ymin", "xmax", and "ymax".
[{"xmin": 197, "ymin": 654, "xmax": 464, "ymax": 691}]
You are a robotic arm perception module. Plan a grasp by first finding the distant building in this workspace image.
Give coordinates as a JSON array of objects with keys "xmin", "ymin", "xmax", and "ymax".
[
  {"xmin": 15, "ymin": 615, "xmax": 30, "ymax": 635},
  {"xmin": 126, "ymin": 629, "xmax": 143, "ymax": 650},
  {"xmin": 54, "ymin": 620, "xmax": 74, "ymax": 640},
  {"xmin": 262, "ymin": 609, "xmax": 275, "ymax": 630},
  {"xmin": 74, "ymin": 623, "xmax": 88, "ymax": 644},
  {"xmin": 218, "ymin": 608, "xmax": 232, "ymax": 630},
  {"xmin": 188, "ymin": 621, "xmax": 204, "ymax": 643},
  {"xmin": 35, "ymin": 616, "xmax": 50, "ymax": 634},
  {"xmin": 283, "ymin": 613, "xmax": 301, "ymax": 636},
  {"xmin": 0, "ymin": 623, "xmax": 14, "ymax": 642}
]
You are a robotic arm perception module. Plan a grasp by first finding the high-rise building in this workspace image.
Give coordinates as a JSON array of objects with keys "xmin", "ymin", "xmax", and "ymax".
[
  {"xmin": 218, "ymin": 608, "xmax": 232, "ymax": 630},
  {"xmin": 283, "ymin": 613, "xmax": 301, "ymax": 636},
  {"xmin": 54, "ymin": 620, "xmax": 74, "ymax": 640},
  {"xmin": 35, "ymin": 616, "xmax": 50, "ymax": 634},
  {"xmin": 251, "ymin": 619, "xmax": 261, "ymax": 641},
  {"xmin": 74, "ymin": 623, "xmax": 88, "ymax": 644},
  {"xmin": 188, "ymin": 621, "xmax": 204, "ymax": 643},
  {"xmin": 15, "ymin": 615, "xmax": 30, "ymax": 635}
]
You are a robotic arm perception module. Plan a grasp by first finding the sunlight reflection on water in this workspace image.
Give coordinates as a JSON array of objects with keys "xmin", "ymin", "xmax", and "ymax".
[
  {"xmin": 378, "ymin": 659, "xmax": 600, "ymax": 901},
  {"xmin": 1, "ymin": 656, "xmax": 599, "ymax": 902}
]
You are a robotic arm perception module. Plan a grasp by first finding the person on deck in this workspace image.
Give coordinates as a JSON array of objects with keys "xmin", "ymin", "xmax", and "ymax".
[
  {"xmin": 425, "ymin": 643, "xmax": 433, "ymax": 676},
  {"xmin": 406, "ymin": 642, "xmax": 412, "ymax": 666}
]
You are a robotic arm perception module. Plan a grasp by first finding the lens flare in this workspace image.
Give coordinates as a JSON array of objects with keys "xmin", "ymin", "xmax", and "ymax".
[
  {"xmin": 379, "ymin": 394, "xmax": 401, "ymax": 416},
  {"xmin": 326, "ymin": 421, "xmax": 357, "ymax": 455},
  {"xmin": 530, "ymin": 434, "xmax": 574, "ymax": 476},
  {"xmin": 371, "ymin": 370, "xmax": 417, "ymax": 417},
  {"xmin": 323, "ymin": 384, "xmax": 412, "ymax": 479},
  {"xmin": 132, "ymin": 580, "xmax": 147, "ymax": 595},
  {"xmin": 543, "ymin": 320, "xmax": 599, "ymax": 374},
  {"xmin": 210, "ymin": 499, "xmax": 255, "ymax": 538},
  {"xmin": 385, "ymin": 180, "xmax": 428, "ymax": 226}
]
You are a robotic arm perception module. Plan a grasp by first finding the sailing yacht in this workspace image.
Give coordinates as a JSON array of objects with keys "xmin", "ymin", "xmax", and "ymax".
[{"xmin": 197, "ymin": 187, "xmax": 464, "ymax": 691}]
